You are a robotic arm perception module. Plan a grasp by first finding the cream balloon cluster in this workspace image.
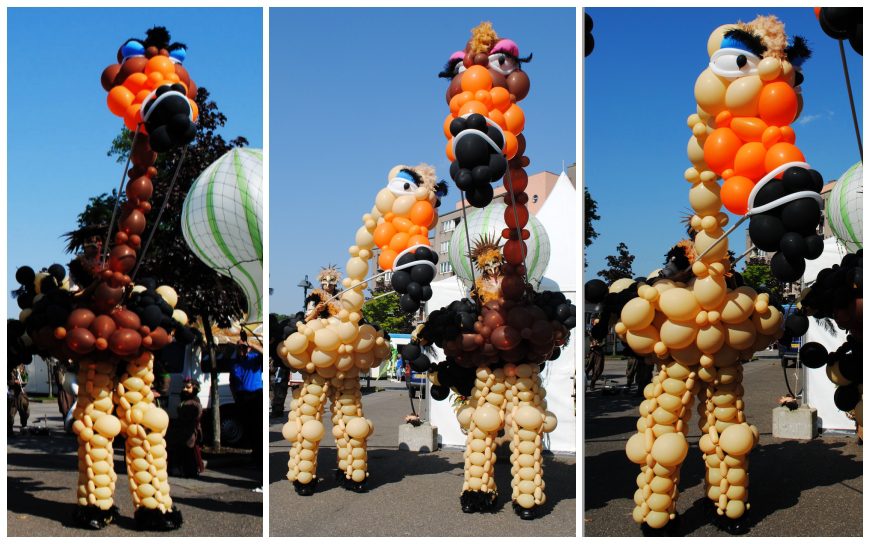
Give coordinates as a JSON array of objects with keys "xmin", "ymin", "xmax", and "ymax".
[
  {"xmin": 276, "ymin": 164, "xmax": 440, "ymax": 490},
  {"xmin": 453, "ymin": 364, "xmax": 558, "ymax": 511},
  {"xmin": 72, "ymin": 352, "xmax": 172, "ymax": 513},
  {"xmin": 617, "ymin": 17, "xmax": 799, "ymax": 530}
]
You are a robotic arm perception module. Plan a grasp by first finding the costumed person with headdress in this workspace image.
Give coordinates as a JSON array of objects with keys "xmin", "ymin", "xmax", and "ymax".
[
  {"xmin": 169, "ymin": 379, "xmax": 204, "ymax": 477},
  {"xmin": 305, "ymin": 266, "xmax": 342, "ymax": 322}
]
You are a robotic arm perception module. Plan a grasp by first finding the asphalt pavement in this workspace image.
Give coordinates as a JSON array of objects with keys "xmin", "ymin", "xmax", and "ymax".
[
  {"xmin": 7, "ymin": 399, "xmax": 263, "ymax": 537},
  {"xmin": 268, "ymin": 380, "xmax": 576, "ymax": 537},
  {"xmin": 583, "ymin": 356, "xmax": 862, "ymax": 537}
]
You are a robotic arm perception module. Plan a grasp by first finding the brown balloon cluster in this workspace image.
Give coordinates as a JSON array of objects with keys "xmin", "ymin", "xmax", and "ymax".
[
  {"xmin": 611, "ymin": 17, "xmax": 812, "ymax": 533},
  {"xmin": 439, "ymin": 298, "xmax": 571, "ymax": 368}
]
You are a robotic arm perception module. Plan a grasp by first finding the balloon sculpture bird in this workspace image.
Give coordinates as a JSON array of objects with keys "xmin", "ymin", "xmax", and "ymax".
[
  {"xmin": 276, "ymin": 164, "xmax": 445, "ymax": 494},
  {"xmin": 408, "ymin": 22, "xmax": 577, "ymax": 520},
  {"xmin": 181, "ymin": 147, "xmax": 264, "ymax": 324},
  {"xmin": 8, "ymin": 26, "xmax": 202, "ymax": 531},
  {"xmin": 585, "ymin": 15, "xmax": 826, "ymax": 534}
]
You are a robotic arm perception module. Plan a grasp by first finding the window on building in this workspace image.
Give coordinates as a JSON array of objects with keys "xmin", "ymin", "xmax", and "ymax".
[
  {"xmin": 440, "ymin": 241, "xmax": 449, "ymax": 254},
  {"xmin": 440, "ymin": 261, "xmax": 452, "ymax": 274}
]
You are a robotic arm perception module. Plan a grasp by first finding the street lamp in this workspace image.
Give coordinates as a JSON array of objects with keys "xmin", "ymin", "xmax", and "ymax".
[{"xmin": 297, "ymin": 275, "xmax": 313, "ymax": 305}]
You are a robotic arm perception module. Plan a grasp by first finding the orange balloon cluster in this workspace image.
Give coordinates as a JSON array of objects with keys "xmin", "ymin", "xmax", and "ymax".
[
  {"xmin": 106, "ymin": 55, "xmax": 199, "ymax": 132},
  {"xmin": 443, "ymin": 65, "xmax": 526, "ymax": 161},
  {"xmin": 374, "ymin": 203, "xmax": 435, "ymax": 271},
  {"xmin": 703, "ymin": 82, "xmax": 804, "ymax": 215}
]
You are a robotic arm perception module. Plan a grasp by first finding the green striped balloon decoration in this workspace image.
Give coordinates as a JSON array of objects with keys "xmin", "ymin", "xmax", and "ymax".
[
  {"xmin": 448, "ymin": 200, "xmax": 550, "ymax": 289},
  {"xmin": 182, "ymin": 148, "xmax": 263, "ymax": 323},
  {"xmin": 825, "ymin": 161, "xmax": 862, "ymax": 253}
]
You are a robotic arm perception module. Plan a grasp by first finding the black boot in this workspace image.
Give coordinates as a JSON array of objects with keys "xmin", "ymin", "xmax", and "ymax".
[
  {"xmin": 72, "ymin": 504, "xmax": 119, "ymax": 530},
  {"xmin": 341, "ymin": 476, "xmax": 368, "ymax": 493},
  {"xmin": 460, "ymin": 490, "xmax": 498, "ymax": 513},
  {"xmin": 134, "ymin": 506, "xmax": 183, "ymax": 531},
  {"xmin": 640, "ymin": 513, "xmax": 681, "ymax": 537},
  {"xmin": 712, "ymin": 511, "xmax": 750, "ymax": 535},
  {"xmin": 512, "ymin": 501, "xmax": 541, "ymax": 520},
  {"xmin": 293, "ymin": 479, "xmax": 317, "ymax": 496}
]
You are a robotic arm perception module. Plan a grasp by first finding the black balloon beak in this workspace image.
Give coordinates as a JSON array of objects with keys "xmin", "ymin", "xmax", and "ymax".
[{"xmin": 794, "ymin": 71, "xmax": 804, "ymax": 87}]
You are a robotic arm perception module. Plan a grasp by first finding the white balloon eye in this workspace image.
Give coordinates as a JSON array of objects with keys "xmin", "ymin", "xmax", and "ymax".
[
  {"xmin": 388, "ymin": 175, "xmax": 418, "ymax": 196},
  {"xmin": 454, "ymin": 62, "xmax": 467, "ymax": 76},
  {"xmin": 488, "ymin": 53, "xmax": 517, "ymax": 76},
  {"xmin": 710, "ymin": 48, "xmax": 760, "ymax": 79}
]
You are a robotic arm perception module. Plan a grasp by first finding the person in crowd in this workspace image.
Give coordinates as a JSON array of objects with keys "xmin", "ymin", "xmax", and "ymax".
[
  {"xmin": 169, "ymin": 379, "xmax": 204, "ymax": 477},
  {"xmin": 8, "ymin": 363, "xmax": 29, "ymax": 436}
]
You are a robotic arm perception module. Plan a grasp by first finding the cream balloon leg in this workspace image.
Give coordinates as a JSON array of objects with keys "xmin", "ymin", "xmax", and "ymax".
[
  {"xmin": 333, "ymin": 373, "xmax": 372, "ymax": 491},
  {"xmin": 72, "ymin": 359, "xmax": 121, "ymax": 527},
  {"xmin": 461, "ymin": 366, "xmax": 501, "ymax": 513},
  {"xmin": 626, "ymin": 360, "xmax": 693, "ymax": 530},
  {"xmin": 700, "ymin": 362, "xmax": 754, "ymax": 525},
  {"xmin": 284, "ymin": 372, "xmax": 328, "ymax": 495},
  {"xmin": 509, "ymin": 363, "xmax": 557, "ymax": 519}
]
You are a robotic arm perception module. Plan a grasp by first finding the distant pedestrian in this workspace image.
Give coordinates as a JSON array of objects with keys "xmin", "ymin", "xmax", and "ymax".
[
  {"xmin": 169, "ymin": 379, "xmax": 204, "ymax": 477},
  {"xmin": 153, "ymin": 357, "xmax": 171, "ymax": 410},
  {"xmin": 585, "ymin": 336, "xmax": 605, "ymax": 390},
  {"xmin": 8, "ymin": 364, "xmax": 30, "ymax": 435},
  {"xmin": 231, "ymin": 333, "xmax": 263, "ymax": 466}
]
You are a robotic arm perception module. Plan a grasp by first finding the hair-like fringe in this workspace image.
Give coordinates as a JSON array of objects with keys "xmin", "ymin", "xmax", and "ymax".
[
  {"xmin": 144, "ymin": 26, "xmax": 171, "ymax": 49},
  {"xmin": 438, "ymin": 58, "xmax": 461, "ymax": 79},
  {"xmin": 724, "ymin": 28, "xmax": 767, "ymax": 57},
  {"xmin": 786, "ymin": 36, "xmax": 812, "ymax": 66}
]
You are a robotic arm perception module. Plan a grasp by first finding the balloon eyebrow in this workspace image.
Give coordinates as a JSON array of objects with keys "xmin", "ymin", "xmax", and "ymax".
[
  {"xmin": 168, "ymin": 42, "xmax": 187, "ymax": 51},
  {"xmin": 438, "ymin": 58, "xmax": 462, "ymax": 79},
  {"xmin": 723, "ymin": 28, "xmax": 766, "ymax": 57},
  {"xmin": 400, "ymin": 168, "xmax": 423, "ymax": 186}
]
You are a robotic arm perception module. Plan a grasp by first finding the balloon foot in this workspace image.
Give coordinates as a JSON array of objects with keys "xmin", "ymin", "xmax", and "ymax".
[
  {"xmin": 713, "ymin": 511, "xmax": 750, "ymax": 535},
  {"xmin": 511, "ymin": 501, "xmax": 541, "ymax": 520},
  {"xmin": 134, "ymin": 506, "xmax": 183, "ymax": 531},
  {"xmin": 460, "ymin": 490, "xmax": 498, "ymax": 513},
  {"xmin": 72, "ymin": 504, "xmax": 118, "ymax": 530},
  {"xmin": 293, "ymin": 480, "xmax": 318, "ymax": 496},
  {"xmin": 640, "ymin": 514, "xmax": 681, "ymax": 537}
]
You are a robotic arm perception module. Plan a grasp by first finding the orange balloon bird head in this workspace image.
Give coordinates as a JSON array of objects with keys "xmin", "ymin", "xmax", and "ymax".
[
  {"xmin": 373, "ymin": 164, "xmax": 448, "ymax": 271},
  {"xmin": 694, "ymin": 15, "xmax": 813, "ymax": 215},
  {"xmin": 101, "ymin": 27, "xmax": 199, "ymax": 151}
]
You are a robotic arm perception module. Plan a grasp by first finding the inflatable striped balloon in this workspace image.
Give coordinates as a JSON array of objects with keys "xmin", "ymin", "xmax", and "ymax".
[
  {"xmin": 448, "ymin": 200, "xmax": 550, "ymax": 289},
  {"xmin": 182, "ymin": 148, "xmax": 263, "ymax": 323},
  {"xmin": 825, "ymin": 161, "xmax": 863, "ymax": 253}
]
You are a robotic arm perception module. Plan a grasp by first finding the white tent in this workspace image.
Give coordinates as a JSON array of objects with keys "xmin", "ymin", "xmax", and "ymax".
[
  {"xmin": 802, "ymin": 236, "xmax": 856, "ymax": 431},
  {"xmin": 427, "ymin": 171, "xmax": 577, "ymax": 454}
]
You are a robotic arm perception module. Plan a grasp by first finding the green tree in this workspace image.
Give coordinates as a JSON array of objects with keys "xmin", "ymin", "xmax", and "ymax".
[
  {"xmin": 741, "ymin": 257, "xmax": 784, "ymax": 300},
  {"xmin": 584, "ymin": 187, "xmax": 600, "ymax": 270},
  {"xmin": 362, "ymin": 292, "xmax": 415, "ymax": 334},
  {"xmin": 598, "ymin": 242, "xmax": 635, "ymax": 283}
]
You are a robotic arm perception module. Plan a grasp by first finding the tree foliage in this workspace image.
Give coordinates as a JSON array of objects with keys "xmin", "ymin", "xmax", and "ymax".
[
  {"xmin": 584, "ymin": 187, "xmax": 600, "ymax": 269},
  {"xmin": 81, "ymin": 87, "xmax": 250, "ymax": 327},
  {"xmin": 598, "ymin": 242, "xmax": 635, "ymax": 283},
  {"xmin": 741, "ymin": 257, "xmax": 784, "ymax": 300},
  {"xmin": 362, "ymin": 292, "xmax": 415, "ymax": 334}
]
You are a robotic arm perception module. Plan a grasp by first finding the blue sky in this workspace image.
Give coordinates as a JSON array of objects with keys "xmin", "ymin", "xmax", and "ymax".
[
  {"xmin": 585, "ymin": 7, "xmax": 863, "ymax": 278},
  {"xmin": 7, "ymin": 7, "xmax": 263, "ymax": 317},
  {"xmin": 269, "ymin": 8, "xmax": 576, "ymax": 315}
]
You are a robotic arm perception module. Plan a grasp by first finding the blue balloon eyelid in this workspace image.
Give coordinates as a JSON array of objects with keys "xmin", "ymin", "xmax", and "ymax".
[
  {"xmin": 396, "ymin": 171, "xmax": 415, "ymax": 183},
  {"xmin": 170, "ymin": 48, "xmax": 187, "ymax": 63},
  {"xmin": 121, "ymin": 41, "xmax": 145, "ymax": 59},
  {"xmin": 720, "ymin": 37, "xmax": 751, "ymax": 53}
]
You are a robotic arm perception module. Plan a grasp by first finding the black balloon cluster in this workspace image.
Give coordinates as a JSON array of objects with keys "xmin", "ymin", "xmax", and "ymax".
[
  {"xmin": 584, "ymin": 278, "xmax": 639, "ymax": 341},
  {"xmin": 584, "ymin": 13, "xmax": 595, "ymax": 57},
  {"xmin": 747, "ymin": 166, "xmax": 825, "ymax": 282},
  {"xmin": 449, "ymin": 113, "xmax": 508, "ymax": 208},
  {"xmin": 420, "ymin": 298, "xmax": 479, "ymax": 346},
  {"xmin": 818, "ymin": 7, "xmax": 862, "ymax": 56},
  {"xmin": 534, "ymin": 290, "xmax": 577, "ymax": 330},
  {"xmin": 799, "ymin": 336, "xmax": 862, "ymax": 412},
  {"xmin": 143, "ymin": 84, "xmax": 196, "ymax": 152},
  {"xmin": 269, "ymin": 311, "xmax": 305, "ymax": 359},
  {"xmin": 127, "ymin": 279, "xmax": 194, "ymax": 344},
  {"xmin": 390, "ymin": 246, "xmax": 439, "ymax": 313},
  {"xmin": 801, "ymin": 250, "xmax": 863, "ymax": 318},
  {"xmin": 400, "ymin": 342, "xmax": 432, "ymax": 373},
  {"xmin": 430, "ymin": 358, "xmax": 477, "ymax": 400},
  {"xmin": 13, "ymin": 265, "xmax": 75, "ymax": 353}
]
